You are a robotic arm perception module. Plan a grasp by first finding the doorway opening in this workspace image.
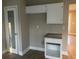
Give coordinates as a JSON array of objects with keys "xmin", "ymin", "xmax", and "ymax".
[
  {"xmin": 68, "ymin": 4, "xmax": 76, "ymax": 36},
  {"xmin": 4, "ymin": 6, "xmax": 19, "ymax": 54},
  {"xmin": 68, "ymin": 4, "xmax": 76, "ymax": 59}
]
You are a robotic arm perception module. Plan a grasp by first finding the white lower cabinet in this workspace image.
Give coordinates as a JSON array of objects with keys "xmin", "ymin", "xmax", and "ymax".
[{"xmin": 45, "ymin": 38, "xmax": 62, "ymax": 59}]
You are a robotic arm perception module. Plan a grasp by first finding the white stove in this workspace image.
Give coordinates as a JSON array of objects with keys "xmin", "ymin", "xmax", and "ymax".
[{"xmin": 44, "ymin": 33, "xmax": 62, "ymax": 59}]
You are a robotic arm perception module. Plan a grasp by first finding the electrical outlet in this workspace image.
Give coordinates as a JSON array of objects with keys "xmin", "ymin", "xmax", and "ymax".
[{"xmin": 36, "ymin": 25, "xmax": 39, "ymax": 29}]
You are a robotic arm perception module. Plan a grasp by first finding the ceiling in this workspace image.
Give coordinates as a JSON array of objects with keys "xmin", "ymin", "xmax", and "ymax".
[
  {"xmin": 26, "ymin": 0, "xmax": 63, "ymax": 6},
  {"xmin": 25, "ymin": 0, "xmax": 76, "ymax": 6}
]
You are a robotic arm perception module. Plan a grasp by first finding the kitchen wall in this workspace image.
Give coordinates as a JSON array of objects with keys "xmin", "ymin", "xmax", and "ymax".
[
  {"xmin": 62, "ymin": 0, "xmax": 69, "ymax": 51},
  {"xmin": 28, "ymin": 13, "xmax": 63, "ymax": 48},
  {"xmin": 27, "ymin": 0, "xmax": 76, "ymax": 51},
  {"xmin": 2, "ymin": 18, "xmax": 7, "ymax": 52},
  {"xmin": 18, "ymin": 0, "xmax": 29, "ymax": 52},
  {"xmin": 2, "ymin": 0, "xmax": 8, "ymax": 53}
]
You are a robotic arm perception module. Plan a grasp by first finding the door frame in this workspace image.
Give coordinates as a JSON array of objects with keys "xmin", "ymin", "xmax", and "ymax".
[{"xmin": 4, "ymin": 6, "xmax": 19, "ymax": 54}]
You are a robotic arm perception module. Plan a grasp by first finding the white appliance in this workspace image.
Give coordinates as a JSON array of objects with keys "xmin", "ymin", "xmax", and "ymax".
[{"xmin": 44, "ymin": 34, "xmax": 62, "ymax": 59}]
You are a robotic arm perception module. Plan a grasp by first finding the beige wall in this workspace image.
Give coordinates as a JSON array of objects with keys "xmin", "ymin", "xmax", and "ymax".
[
  {"xmin": 17, "ymin": 0, "xmax": 29, "ymax": 51},
  {"xmin": 28, "ymin": 13, "xmax": 63, "ymax": 48},
  {"xmin": 62, "ymin": 0, "xmax": 68, "ymax": 51},
  {"xmin": 69, "ymin": 11, "xmax": 76, "ymax": 35},
  {"xmin": 2, "ymin": 17, "xmax": 7, "ymax": 51}
]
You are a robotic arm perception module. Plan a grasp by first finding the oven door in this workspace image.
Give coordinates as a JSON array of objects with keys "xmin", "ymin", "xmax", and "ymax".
[{"xmin": 45, "ymin": 38, "xmax": 62, "ymax": 59}]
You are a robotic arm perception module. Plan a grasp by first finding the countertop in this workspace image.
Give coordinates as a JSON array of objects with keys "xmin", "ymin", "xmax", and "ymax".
[{"xmin": 44, "ymin": 33, "xmax": 62, "ymax": 39}]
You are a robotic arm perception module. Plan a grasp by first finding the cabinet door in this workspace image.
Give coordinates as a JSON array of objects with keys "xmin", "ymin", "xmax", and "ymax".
[
  {"xmin": 26, "ymin": 5, "xmax": 46, "ymax": 14},
  {"xmin": 47, "ymin": 3, "xmax": 63, "ymax": 24}
]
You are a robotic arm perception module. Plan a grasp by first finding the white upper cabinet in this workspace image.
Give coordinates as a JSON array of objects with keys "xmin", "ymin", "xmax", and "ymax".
[
  {"xmin": 26, "ymin": 5, "xmax": 46, "ymax": 14},
  {"xmin": 26, "ymin": 3, "xmax": 64, "ymax": 24},
  {"xmin": 46, "ymin": 3, "xmax": 64, "ymax": 24}
]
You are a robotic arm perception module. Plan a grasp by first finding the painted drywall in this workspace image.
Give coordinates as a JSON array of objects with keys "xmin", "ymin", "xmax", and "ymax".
[
  {"xmin": 69, "ymin": 11, "xmax": 76, "ymax": 35},
  {"xmin": 2, "ymin": 0, "xmax": 8, "ymax": 53},
  {"xmin": 2, "ymin": 18, "xmax": 7, "ymax": 52},
  {"xmin": 28, "ymin": 13, "xmax": 63, "ymax": 48},
  {"xmin": 27, "ymin": 0, "xmax": 69, "ymax": 51},
  {"xmin": 17, "ymin": 0, "xmax": 29, "ymax": 51},
  {"xmin": 62, "ymin": 0, "xmax": 69, "ymax": 51},
  {"xmin": 26, "ymin": 0, "xmax": 75, "ymax": 52}
]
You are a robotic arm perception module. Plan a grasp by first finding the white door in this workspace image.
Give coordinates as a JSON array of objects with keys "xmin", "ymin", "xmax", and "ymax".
[{"xmin": 4, "ymin": 6, "xmax": 19, "ymax": 54}]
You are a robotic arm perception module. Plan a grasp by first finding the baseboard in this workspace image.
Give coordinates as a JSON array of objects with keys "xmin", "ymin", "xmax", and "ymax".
[
  {"xmin": 3, "ymin": 48, "xmax": 18, "ymax": 54},
  {"xmin": 3, "ymin": 47, "xmax": 68, "ymax": 56},
  {"xmin": 2, "ymin": 47, "xmax": 30, "ymax": 56},
  {"xmin": 2, "ymin": 49, "xmax": 9, "ymax": 54},
  {"xmin": 19, "ymin": 47, "xmax": 30, "ymax": 56},
  {"xmin": 29, "ymin": 46, "xmax": 68, "ymax": 56},
  {"xmin": 29, "ymin": 46, "xmax": 44, "ymax": 51},
  {"xmin": 10, "ymin": 48, "xmax": 17, "ymax": 54},
  {"xmin": 62, "ymin": 50, "xmax": 68, "ymax": 56},
  {"xmin": 69, "ymin": 33, "xmax": 76, "ymax": 36}
]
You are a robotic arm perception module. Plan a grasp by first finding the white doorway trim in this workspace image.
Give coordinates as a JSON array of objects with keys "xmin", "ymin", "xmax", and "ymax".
[{"xmin": 4, "ymin": 6, "xmax": 21, "ymax": 54}]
